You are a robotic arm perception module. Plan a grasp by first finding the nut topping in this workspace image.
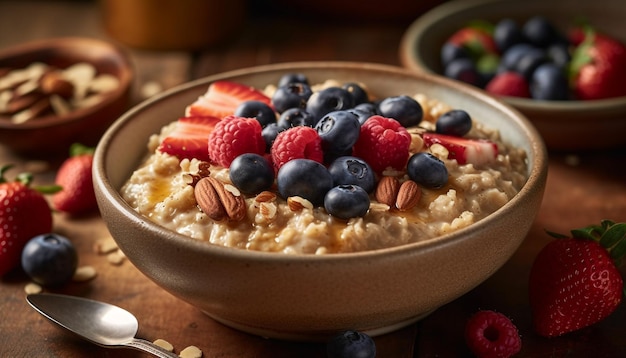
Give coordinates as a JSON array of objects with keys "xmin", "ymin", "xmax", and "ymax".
[
  {"xmin": 395, "ymin": 180, "xmax": 421, "ymax": 211},
  {"xmin": 194, "ymin": 177, "xmax": 246, "ymax": 221},
  {"xmin": 375, "ymin": 176, "xmax": 421, "ymax": 211},
  {"xmin": 375, "ymin": 176, "xmax": 400, "ymax": 207}
]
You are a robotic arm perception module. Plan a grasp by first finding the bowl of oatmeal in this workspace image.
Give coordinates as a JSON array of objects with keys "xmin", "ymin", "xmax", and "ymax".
[{"xmin": 93, "ymin": 62, "xmax": 547, "ymax": 340}]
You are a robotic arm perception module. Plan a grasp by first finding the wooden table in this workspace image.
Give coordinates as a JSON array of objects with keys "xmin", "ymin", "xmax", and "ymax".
[{"xmin": 1, "ymin": 1, "xmax": 625, "ymax": 357}]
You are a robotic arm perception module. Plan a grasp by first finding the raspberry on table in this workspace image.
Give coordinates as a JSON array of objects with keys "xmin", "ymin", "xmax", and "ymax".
[
  {"xmin": 465, "ymin": 310, "xmax": 522, "ymax": 358},
  {"xmin": 208, "ymin": 115, "xmax": 265, "ymax": 167},
  {"xmin": 271, "ymin": 126, "xmax": 324, "ymax": 171},
  {"xmin": 352, "ymin": 115, "xmax": 411, "ymax": 174}
]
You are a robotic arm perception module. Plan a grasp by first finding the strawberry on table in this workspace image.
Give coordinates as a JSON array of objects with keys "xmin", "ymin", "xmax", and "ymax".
[
  {"xmin": 422, "ymin": 132, "xmax": 498, "ymax": 166},
  {"xmin": 186, "ymin": 80, "xmax": 272, "ymax": 119},
  {"xmin": 158, "ymin": 115, "xmax": 220, "ymax": 162},
  {"xmin": 0, "ymin": 165, "xmax": 54, "ymax": 276},
  {"xmin": 52, "ymin": 143, "xmax": 98, "ymax": 215},
  {"xmin": 529, "ymin": 220, "xmax": 626, "ymax": 337},
  {"xmin": 569, "ymin": 28, "xmax": 626, "ymax": 100}
]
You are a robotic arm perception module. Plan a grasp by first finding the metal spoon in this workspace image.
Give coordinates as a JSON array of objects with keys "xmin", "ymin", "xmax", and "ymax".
[{"xmin": 26, "ymin": 293, "xmax": 178, "ymax": 358}]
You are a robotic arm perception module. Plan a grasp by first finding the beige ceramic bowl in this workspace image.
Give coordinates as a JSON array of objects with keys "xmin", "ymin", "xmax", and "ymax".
[
  {"xmin": 93, "ymin": 62, "xmax": 547, "ymax": 341},
  {"xmin": 399, "ymin": 0, "xmax": 626, "ymax": 151},
  {"xmin": 0, "ymin": 37, "xmax": 133, "ymax": 156}
]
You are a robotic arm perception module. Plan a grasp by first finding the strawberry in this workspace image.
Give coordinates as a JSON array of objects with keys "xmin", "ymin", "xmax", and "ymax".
[
  {"xmin": 448, "ymin": 24, "xmax": 499, "ymax": 59},
  {"xmin": 485, "ymin": 71, "xmax": 531, "ymax": 98},
  {"xmin": 0, "ymin": 165, "xmax": 54, "ymax": 276},
  {"xmin": 569, "ymin": 28, "xmax": 626, "ymax": 100},
  {"xmin": 529, "ymin": 220, "xmax": 626, "ymax": 337},
  {"xmin": 52, "ymin": 143, "xmax": 97, "ymax": 215},
  {"xmin": 422, "ymin": 132, "xmax": 498, "ymax": 166},
  {"xmin": 158, "ymin": 115, "xmax": 221, "ymax": 162},
  {"xmin": 186, "ymin": 80, "xmax": 272, "ymax": 119}
]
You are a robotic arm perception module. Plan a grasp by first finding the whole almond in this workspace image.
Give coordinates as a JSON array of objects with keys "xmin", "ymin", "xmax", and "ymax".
[
  {"xmin": 194, "ymin": 177, "xmax": 227, "ymax": 221},
  {"xmin": 395, "ymin": 180, "xmax": 421, "ymax": 211},
  {"xmin": 375, "ymin": 176, "xmax": 400, "ymax": 207},
  {"xmin": 5, "ymin": 91, "xmax": 44, "ymax": 114},
  {"xmin": 40, "ymin": 71, "xmax": 75, "ymax": 99}
]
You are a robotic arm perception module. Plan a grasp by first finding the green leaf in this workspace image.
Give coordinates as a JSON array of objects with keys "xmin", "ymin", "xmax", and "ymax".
[
  {"xmin": 571, "ymin": 224, "xmax": 604, "ymax": 241},
  {"xmin": 609, "ymin": 236, "xmax": 626, "ymax": 262},
  {"xmin": 600, "ymin": 223, "xmax": 626, "ymax": 249},
  {"xmin": 69, "ymin": 143, "xmax": 95, "ymax": 157}
]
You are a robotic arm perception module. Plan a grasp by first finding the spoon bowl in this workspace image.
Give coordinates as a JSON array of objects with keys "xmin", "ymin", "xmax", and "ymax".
[{"xmin": 26, "ymin": 293, "xmax": 178, "ymax": 358}]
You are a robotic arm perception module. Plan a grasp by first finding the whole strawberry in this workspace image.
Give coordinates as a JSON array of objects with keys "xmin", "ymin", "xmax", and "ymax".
[
  {"xmin": 0, "ymin": 165, "xmax": 54, "ymax": 276},
  {"xmin": 529, "ymin": 220, "xmax": 626, "ymax": 337},
  {"xmin": 52, "ymin": 143, "xmax": 98, "ymax": 215},
  {"xmin": 570, "ymin": 28, "xmax": 626, "ymax": 100}
]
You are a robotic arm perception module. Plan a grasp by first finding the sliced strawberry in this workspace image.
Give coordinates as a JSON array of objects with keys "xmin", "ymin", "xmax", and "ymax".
[
  {"xmin": 422, "ymin": 133, "xmax": 498, "ymax": 166},
  {"xmin": 186, "ymin": 80, "xmax": 272, "ymax": 119},
  {"xmin": 158, "ymin": 115, "xmax": 221, "ymax": 161}
]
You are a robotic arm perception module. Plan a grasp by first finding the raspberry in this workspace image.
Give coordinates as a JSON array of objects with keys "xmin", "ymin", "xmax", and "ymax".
[
  {"xmin": 465, "ymin": 310, "xmax": 522, "ymax": 358},
  {"xmin": 485, "ymin": 72, "xmax": 531, "ymax": 98},
  {"xmin": 208, "ymin": 115, "xmax": 265, "ymax": 167},
  {"xmin": 271, "ymin": 126, "xmax": 323, "ymax": 171},
  {"xmin": 352, "ymin": 115, "xmax": 411, "ymax": 173}
]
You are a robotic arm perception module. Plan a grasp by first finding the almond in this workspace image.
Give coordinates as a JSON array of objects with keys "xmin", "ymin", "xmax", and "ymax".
[
  {"xmin": 395, "ymin": 180, "xmax": 421, "ymax": 211},
  {"xmin": 194, "ymin": 177, "xmax": 246, "ymax": 221},
  {"xmin": 375, "ymin": 176, "xmax": 400, "ymax": 207},
  {"xmin": 40, "ymin": 71, "xmax": 75, "ymax": 99},
  {"xmin": 254, "ymin": 190, "xmax": 277, "ymax": 203},
  {"xmin": 5, "ymin": 91, "xmax": 44, "ymax": 114},
  {"xmin": 194, "ymin": 177, "xmax": 227, "ymax": 221},
  {"xmin": 287, "ymin": 196, "xmax": 313, "ymax": 211}
]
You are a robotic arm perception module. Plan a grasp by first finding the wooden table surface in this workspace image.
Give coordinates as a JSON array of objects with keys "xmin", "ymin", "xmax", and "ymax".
[{"xmin": 1, "ymin": 1, "xmax": 626, "ymax": 357}]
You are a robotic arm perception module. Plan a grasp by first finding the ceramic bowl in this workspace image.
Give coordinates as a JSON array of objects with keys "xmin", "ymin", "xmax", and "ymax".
[
  {"xmin": 399, "ymin": 0, "xmax": 626, "ymax": 150},
  {"xmin": 0, "ymin": 37, "xmax": 133, "ymax": 156},
  {"xmin": 93, "ymin": 62, "xmax": 547, "ymax": 341}
]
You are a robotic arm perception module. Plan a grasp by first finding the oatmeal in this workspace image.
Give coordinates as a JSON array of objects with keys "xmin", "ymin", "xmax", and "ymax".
[{"xmin": 121, "ymin": 77, "xmax": 528, "ymax": 254}]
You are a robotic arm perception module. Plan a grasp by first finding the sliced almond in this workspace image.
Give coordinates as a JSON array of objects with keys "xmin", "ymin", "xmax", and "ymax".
[
  {"xmin": 40, "ymin": 71, "xmax": 75, "ymax": 99},
  {"xmin": 287, "ymin": 196, "xmax": 313, "ymax": 211},
  {"xmin": 254, "ymin": 190, "xmax": 276, "ymax": 203},
  {"xmin": 395, "ymin": 180, "xmax": 421, "ymax": 211},
  {"xmin": 375, "ymin": 176, "xmax": 400, "ymax": 207}
]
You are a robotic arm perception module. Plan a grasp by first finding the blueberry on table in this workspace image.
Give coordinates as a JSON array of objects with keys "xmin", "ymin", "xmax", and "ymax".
[
  {"xmin": 276, "ymin": 158, "xmax": 333, "ymax": 206},
  {"xmin": 377, "ymin": 95, "xmax": 423, "ymax": 128},
  {"xmin": 407, "ymin": 152, "xmax": 449, "ymax": 189},
  {"xmin": 21, "ymin": 233, "xmax": 78, "ymax": 287},
  {"xmin": 326, "ymin": 330, "xmax": 376, "ymax": 358},
  {"xmin": 277, "ymin": 72, "xmax": 309, "ymax": 87},
  {"xmin": 272, "ymin": 82, "xmax": 313, "ymax": 113},
  {"xmin": 306, "ymin": 87, "xmax": 355, "ymax": 121},
  {"xmin": 328, "ymin": 156, "xmax": 376, "ymax": 193},
  {"xmin": 324, "ymin": 185, "xmax": 370, "ymax": 220},
  {"xmin": 234, "ymin": 100, "xmax": 277, "ymax": 127},
  {"xmin": 229, "ymin": 153, "xmax": 275, "ymax": 195},
  {"xmin": 436, "ymin": 109, "xmax": 473, "ymax": 136},
  {"xmin": 315, "ymin": 110, "xmax": 361, "ymax": 153},
  {"xmin": 530, "ymin": 63, "xmax": 570, "ymax": 100}
]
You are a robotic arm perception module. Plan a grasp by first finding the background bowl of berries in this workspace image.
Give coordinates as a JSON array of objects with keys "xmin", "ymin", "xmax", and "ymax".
[
  {"xmin": 93, "ymin": 61, "xmax": 547, "ymax": 341},
  {"xmin": 399, "ymin": 0, "xmax": 626, "ymax": 150},
  {"xmin": 0, "ymin": 37, "xmax": 133, "ymax": 157}
]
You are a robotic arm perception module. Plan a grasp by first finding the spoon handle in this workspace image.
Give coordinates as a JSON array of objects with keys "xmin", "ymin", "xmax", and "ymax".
[{"xmin": 124, "ymin": 338, "xmax": 180, "ymax": 358}]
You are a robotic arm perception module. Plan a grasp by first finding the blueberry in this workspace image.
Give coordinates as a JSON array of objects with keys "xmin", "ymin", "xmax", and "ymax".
[
  {"xmin": 500, "ymin": 43, "xmax": 534, "ymax": 71},
  {"xmin": 21, "ymin": 233, "xmax": 78, "ymax": 287},
  {"xmin": 513, "ymin": 47, "xmax": 548, "ymax": 79},
  {"xmin": 436, "ymin": 109, "xmax": 472, "ymax": 136},
  {"xmin": 328, "ymin": 156, "xmax": 376, "ymax": 193},
  {"xmin": 277, "ymin": 73, "xmax": 309, "ymax": 87},
  {"xmin": 326, "ymin": 330, "xmax": 376, "ymax": 358},
  {"xmin": 262, "ymin": 122, "xmax": 287, "ymax": 152},
  {"xmin": 546, "ymin": 43, "xmax": 571, "ymax": 69},
  {"xmin": 348, "ymin": 108, "xmax": 374, "ymax": 126},
  {"xmin": 530, "ymin": 63, "xmax": 569, "ymax": 101},
  {"xmin": 272, "ymin": 82, "xmax": 313, "ymax": 113},
  {"xmin": 407, "ymin": 152, "xmax": 448, "ymax": 189},
  {"xmin": 229, "ymin": 153, "xmax": 275, "ymax": 194},
  {"xmin": 277, "ymin": 107, "xmax": 316, "ymax": 128},
  {"xmin": 324, "ymin": 185, "xmax": 370, "ymax": 220},
  {"xmin": 440, "ymin": 42, "xmax": 470, "ymax": 68},
  {"xmin": 234, "ymin": 100, "xmax": 276, "ymax": 127},
  {"xmin": 306, "ymin": 87, "xmax": 355, "ymax": 121},
  {"xmin": 522, "ymin": 16, "xmax": 560, "ymax": 48},
  {"xmin": 315, "ymin": 110, "xmax": 360, "ymax": 153},
  {"xmin": 493, "ymin": 18, "xmax": 525, "ymax": 52},
  {"xmin": 444, "ymin": 58, "xmax": 484, "ymax": 87},
  {"xmin": 342, "ymin": 82, "xmax": 369, "ymax": 105},
  {"xmin": 353, "ymin": 102, "xmax": 378, "ymax": 116},
  {"xmin": 276, "ymin": 159, "xmax": 333, "ymax": 206},
  {"xmin": 377, "ymin": 95, "xmax": 423, "ymax": 128}
]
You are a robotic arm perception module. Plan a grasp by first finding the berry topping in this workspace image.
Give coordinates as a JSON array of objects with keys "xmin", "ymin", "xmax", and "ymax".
[
  {"xmin": 315, "ymin": 110, "xmax": 361, "ymax": 154},
  {"xmin": 406, "ymin": 152, "xmax": 449, "ymax": 189},
  {"xmin": 158, "ymin": 115, "xmax": 220, "ymax": 161},
  {"xmin": 342, "ymin": 82, "xmax": 369, "ymax": 105},
  {"xmin": 229, "ymin": 153, "xmax": 275, "ymax": 195},
  {"xmin": 21, "ymin": 233, "xmax": 78, "ymax": 287},
  {"xmin": 328, "ymin": 156, "xmax": 376, "ymax": 193},
  {"xmin": 261, "ymin": 122, "xmax": 286, "ymax": 152},
  {"xmin": 306, "ymin": 86, "xmax": 355, "ymax": 121},
  {"xmin": 277, "ymin": 107, "xmax": 316, "ymax": 128},
  {"xmin": 326, "ymin": 330, "xmax": 376, "ymax": 358},
  {"xmin": 271, "ymin": 82, "xmax": 313, "ymax": 114},
  {"xmin": 208, "ymin": 115, "xmax": 265, "ymax": 167},
  {"xmin": 324, "ymin": 185, "xmax": 370, "ymax": 220},
  {"xmin": 186, "ymin": 80, "xmax": 271, "ymax": 119},
  {"xmin": 277, "ymin": 72, "xmax": 309, "ymax": 87},
  {"xmin": 353, "ymin": 115, "xmax": 411, "ymax": 173},
  {"xmin": 234, "ymin": 100, "xmax": 277, "ymax": 127},
  {"xmin": 435, "ymin": 109, "xmax": 473, "ymax": 136},
  {"xmin": 423, "ymin": 132, "xmax": 498, "ymax": 166},
  {"xmin": 276, "ymin": 159, "xmax": 333, "ymax": 206},
  {"xmin": 377, "ymin": 95, "xmax": 423, "ymax": 128},
  {"xmin": 270, "ymin": 126, "xmax": 324, "ymax": 171},
  {"xmin": 465, "ymin": 310, "xmax": 522, "ymax": 358}
]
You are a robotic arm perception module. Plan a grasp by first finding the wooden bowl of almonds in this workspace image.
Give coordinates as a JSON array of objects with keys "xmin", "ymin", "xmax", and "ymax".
[{"xmin": 0, "ymin": 37, "xmax": 133, "ymax": 156}]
